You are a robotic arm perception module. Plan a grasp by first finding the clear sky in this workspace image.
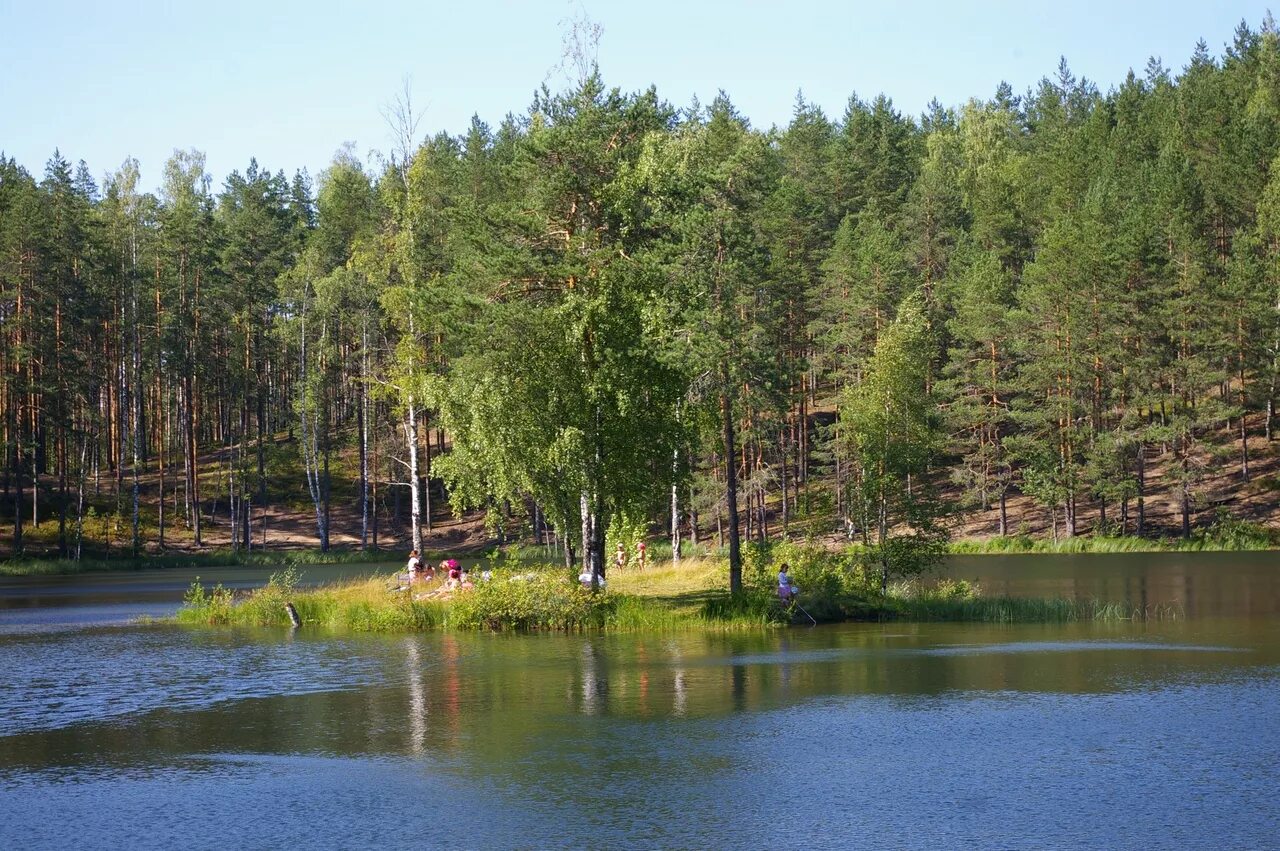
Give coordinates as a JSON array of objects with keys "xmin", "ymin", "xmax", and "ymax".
[{"xmin": 0, "ymin": 0, "xmax": 1268, "ymax": 192}]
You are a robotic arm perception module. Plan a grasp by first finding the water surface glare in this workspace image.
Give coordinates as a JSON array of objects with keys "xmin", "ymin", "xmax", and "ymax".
[{"xmin": 1, "ymin": 551, "xmax": 1278, "ymax": 849}]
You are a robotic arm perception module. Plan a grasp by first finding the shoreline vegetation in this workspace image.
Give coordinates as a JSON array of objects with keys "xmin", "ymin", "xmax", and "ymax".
[
  {"xmin": 6, "ymin": 517, "xmax": 1277, "ymax": 578},
  {"xmin": 172, "ymin": 554, "xmax": 1181, "ymax": 634}
]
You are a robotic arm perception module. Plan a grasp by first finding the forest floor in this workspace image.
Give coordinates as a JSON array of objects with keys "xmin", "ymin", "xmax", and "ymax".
[
  {"xmin": 3, "ymin": 417, "xmax": 1279, "ymax": 562},
  {"xmin": 946, "ymin": 427, "xmax": 1280, "ymax": 541}
]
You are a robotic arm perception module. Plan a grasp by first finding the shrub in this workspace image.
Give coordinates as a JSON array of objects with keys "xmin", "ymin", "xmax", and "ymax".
[
  {"xmin": 1198, "ymin": 511, "xmax": 1279, "ymax": 550},
  {"xmin": 176, "ymin": 578, "xmax": 235, "ymax": 625},
  {"xmin": 447, "ymin": 570, "xmax": 616, "ymax": 631},
  {"xmin": 231, "ymin": 567, "xmax": 302, "ymax": 626}
]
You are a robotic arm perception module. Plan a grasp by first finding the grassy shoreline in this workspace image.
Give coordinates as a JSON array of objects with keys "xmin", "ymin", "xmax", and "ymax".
[
  {"xmin": 172, "ymin": 560, "xmax": 1180, "ymax": 633},
  {"xmin": 0, "ymin": 547, "xmax": 418, "ymax": 578},
  {"xmin": 6, "ymin": 525, "xmax": 1279, "ymax": 578},
  {"xmin": 948, "ymin": 533, "xmax": 1278, "ymax": 555}
]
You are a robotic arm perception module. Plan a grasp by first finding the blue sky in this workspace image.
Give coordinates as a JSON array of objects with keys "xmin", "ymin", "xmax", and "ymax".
[{"xmin": 0, "ymin": 0, "xmax": 1268, "ymax": 191}]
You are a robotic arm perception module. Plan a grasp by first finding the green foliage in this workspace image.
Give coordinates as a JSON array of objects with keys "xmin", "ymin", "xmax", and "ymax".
[
  {"xmin": 1197, "ymin": 511, "xmax": 1280, "ymax": 549},
  {"xmin": 891, "ymin": 582, "xmax": 1180, "ymax": 622},
  {"xmin": 842, "ymin": 297, "xmax": 951, "ymax": 587},
  {"xmin": 448, "ymin": 571, "xmax": 615, "ymax": 631},
  {"xmin": 699, "ymin": 590, "xmax": 785, "ymax": 625},
  {"xmin": 176, "ymin": 578, "xmax": 235, "ymax": 625},
  {"xmin": 437, "ymin": 75, "xmax": 687, "ymax": 574}
]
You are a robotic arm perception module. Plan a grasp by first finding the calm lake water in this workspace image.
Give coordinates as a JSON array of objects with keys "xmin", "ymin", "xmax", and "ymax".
[{"xmin": 2, "ymin": 552, "xmax": 1278, "ymax": 849}]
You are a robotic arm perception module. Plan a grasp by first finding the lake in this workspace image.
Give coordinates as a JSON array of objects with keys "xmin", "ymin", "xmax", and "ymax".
[{"xmin": 2, "ymin": 552, "xmax": 1278, "ymax": 849}]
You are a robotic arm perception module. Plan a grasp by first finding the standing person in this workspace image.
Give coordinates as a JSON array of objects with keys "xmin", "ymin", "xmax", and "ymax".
[
  {"xmin": 447, "ymin": 559, "xmax": 461, "ymax": 589},
  {"xmin": 636, "ymin": 540, "xmax": 647, "ymax": 571},
  {"xmin": 406, "ymin": 549, "xmax": 422, "ymax": 583},
  {"xmin": 615, "ymin": 542, "xmax": 628, "ymax": 572}
]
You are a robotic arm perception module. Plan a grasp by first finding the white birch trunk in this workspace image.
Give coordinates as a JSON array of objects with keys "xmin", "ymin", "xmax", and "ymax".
[
  {"xmin": 670, "ymin": 448, "xmax": 680, "ymax": 566},
  {"xmin": 404, "ymin": 399, "xmax": 422, "ymax": 554}
]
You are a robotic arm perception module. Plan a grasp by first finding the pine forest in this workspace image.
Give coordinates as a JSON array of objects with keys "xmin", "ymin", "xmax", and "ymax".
[{"xmin": 5, "ymin": 21, "xmax": 1280, "ymax": 586}]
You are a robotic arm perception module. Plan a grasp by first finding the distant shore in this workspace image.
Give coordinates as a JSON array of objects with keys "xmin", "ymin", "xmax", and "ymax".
[{"xmin": 5, "ymin": 527, "xmax": 1278, "ymax": 579}]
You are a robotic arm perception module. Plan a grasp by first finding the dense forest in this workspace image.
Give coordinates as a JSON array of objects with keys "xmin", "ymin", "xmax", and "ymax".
[{"xmin": 4, "ymin": 20, "xmax": 1280, "ymax": 586}]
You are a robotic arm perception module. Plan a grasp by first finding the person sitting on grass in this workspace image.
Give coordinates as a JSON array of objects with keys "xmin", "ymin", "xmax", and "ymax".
[
  {"xmin": 406, "ymin": 549, "xmax": 422, "ymax": 583},
  {"xmin": 777, "ymin": 563, "xmax": 799, "ymax": 604}
]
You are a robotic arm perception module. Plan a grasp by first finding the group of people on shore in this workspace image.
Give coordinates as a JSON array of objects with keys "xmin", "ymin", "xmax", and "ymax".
[
  {"xmin": 403, "ymin": 550, "xmax": 480, "ymax": 594},
  {"xmin": 614, "ymin": 541, "xmax": 647, "ymax": 572},
  {"xmin": 402, "ymin": 545, "xmax": 802, "ymax": 606}
]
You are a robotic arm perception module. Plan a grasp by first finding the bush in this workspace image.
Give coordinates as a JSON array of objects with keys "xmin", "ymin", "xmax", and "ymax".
[
  {"xmin": 176, "ymin": 578, "xmax": 235, "ymax": 625},
  {"xmin": 1198, "ymin": 511, "xmax": 1279, "ymax": 549},
  {"xmin": 738, "ymin": 540, "xmax": 891, "ymax": 622},
  {"xmin": 447, "ymin": 570, "xmax": 616, "ymax": 631},
  {"xmin": 230, "ymin": 567, "xmax": 302, "ymax": 626}
]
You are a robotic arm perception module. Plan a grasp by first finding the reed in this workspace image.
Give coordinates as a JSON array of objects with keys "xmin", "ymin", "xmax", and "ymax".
[{"xmin": 892, "ymin": 594, "xmax": 1179, "ymax": 622}]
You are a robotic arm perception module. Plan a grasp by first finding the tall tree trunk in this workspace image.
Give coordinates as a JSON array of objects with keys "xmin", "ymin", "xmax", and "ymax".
[
  {"xmin": 74, "ymin": 434, "xmax": 88, "ymax": 560},
  {"xmin": 1266, "ymin": 361, "xmax": 1276, "ymax": 441},
  {"xmin": 155, "ymin": 287, "xmax": 166, "ymax": 549},
  {"xmin": 299, "ymin": 313, "xmax": 329, "ymax": 551},
  {"xmin": 589, "ymin": 483, "xmax": 605, "ymax": 589},
  {"xmin": 421, "ymin": 414, "xmax": 432, "ymax": 533},
  {"xmin": 1180, "ymin": 443, "xmax": 1192, "ymax": 540},
  {"xmin": 1135, "ymin": 444, "xmax": 1145, "ymax": 537},
  {"xmin": 371, "ymin": 401, "xmax": 379, "ymax": 549},
  {"xmin": 322, "ymin": 441, "xmax": 331, "ymax": 551},
  {"xmin": 404, "ymin": 400, "xmax": 422, "ymax": 554},
  {"xmin": 11, "ymin": 426, "xmax": 22, "ymax": 555},
  {"xmin": 721, "ymin": 376, "xmax": 742, "ymax": 594},
  {"xmin": 359, "ymin": 323, "xmax": 369, "ymax": 549},
  {"xmin": 580, "ymin": 491, "xmax": 590, "ymax": 575},
  {"xmin": 780, "ymin": 428, "xmax": 789, "ymax": 536},
  {"xmin": 184, "ymin": 372, "xmax": 201, "ymax": 546},
  {"xmin": 586, "ymin": 405, "xmax": 606, "ymax": 590},
  {"xmin": 878, "ymin": 480, "xmax": 890, "ymax": 593},
  {"xmin": 670, "ymin": 447, "xmax": 680, "ymax": 565},
  {"xmin": 1240, "ymin": 410, "xmax": 1250, "ymax": 481},
  {"xmin": 689, "ymin": 484, "xmax": 699, "ymax": 549},
  {"xmin": 131, "ymin": 290, "xmax": 142, "ymax": 556}
]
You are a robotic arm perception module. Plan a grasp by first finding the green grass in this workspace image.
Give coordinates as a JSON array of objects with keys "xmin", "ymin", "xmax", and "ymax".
[
  {"xmin": 948, "ymin": 529, "xmax": 1279, "ymax": 555},
  {"xmin": 891, "ymin": 594, "xmax": 1180, "ymax": 622}
]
